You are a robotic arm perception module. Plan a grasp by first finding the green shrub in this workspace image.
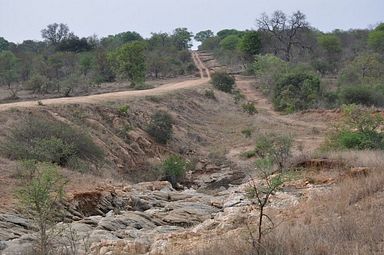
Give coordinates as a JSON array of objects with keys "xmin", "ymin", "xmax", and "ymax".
[
  {"xmin": 25, "ymin": 74, "xmax": 49, "ymax": 94},
  {"xmin": 233, "ymin": 89, "xmax": 245, "ymax": 104},
  {"xmin": 334, "ymin": 130, "xmax": 384, "ymax": 150},
  {"xmin": 340, "ymin": 85, "xmax": 384, "ymax": 107},
  {"xmin": 32, "ymin": 137, "xmax": 76, "ymax": 165},
  {"xmin": 146, "ymin": 111, "xmax": 173, "ymax": 144},
  {"xmin": 339, "ymin": 53, "xmax": 384, "ymax": 86},
  {"xmin": 326, "ymin": 104, "xmax": 384, "ymax": 150},
  {"xmin": 255, "ymin": 133, "xmax": 293, "ymax": 171},
  {"xmin": 273, "ymin": 71, "xmax": 320, "ymax": 113},
  {"xmin": 210, "ymin": 72, "xmax": 235, "ymax": 93},
  {"xmin": 242, "ymin": 102, "xmax": 257, "ymax": 115},
  {"xmin": 162, "ymin": 155, "xmax": 188, "ymax": 187},
  {"xmin": 1, "ymin": 115, "xmax": 103, "ymax": 170},
  {"xmin": 204, "ymin": 89, "xmax": 216, "ymax": 100},
  {"xmin": 253, "ymin": 54, "xmax": 288, "ymax": 96},
  {"xmin": 117, "ymin": 104, "xmax": 129, "ymax": 115}
]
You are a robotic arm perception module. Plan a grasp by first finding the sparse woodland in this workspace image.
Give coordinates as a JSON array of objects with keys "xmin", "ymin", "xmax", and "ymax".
[{"xmin": 1, "ymin": 9, "xmax": 384, "ymax": 255}]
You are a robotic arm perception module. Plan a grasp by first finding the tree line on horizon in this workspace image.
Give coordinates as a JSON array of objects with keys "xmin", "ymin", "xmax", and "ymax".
[{"xmin": 0, "ymin": 10, "xmax": 383, "ymax": 103}]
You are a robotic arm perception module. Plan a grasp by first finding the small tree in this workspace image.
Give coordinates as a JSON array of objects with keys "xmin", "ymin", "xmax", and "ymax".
[
  {"xmin": 0, "ymin": 50, "xmax": 18, "ymax": 89},
  {"xmin": 146, "ymin": 111, "xmax": 173, "ymax": 144},
  {"xmin": 318, "ymin": 34, "xmax": 342, "ymax": 72},
  {"xmin": 246, "ymin": 159, "xmax": 283, "ymax": 255},
  {"xmin": 255, "ymin": 133, "xmax": 293, "ymax": 172},
  {"xmin": 162, "ymin": 155, "xmax": 188, "ymax": 187},
  {"xmin": 16, "ymin": 162, "xmax": 66, "ymax": 255},
  {"xmin": 210, "ymin": 72, "xmax": 235, "ymax": 93},
  {"xmin": 26, "ymin": 73, "xmax": 49, "ymax": 94},
  {"xmin": 110, "ymin": 41, "xmax": 146, "ymax": 86},
  {"xmin": 339, "ymin": 52, "xmax": 384, "ymax": 86}
]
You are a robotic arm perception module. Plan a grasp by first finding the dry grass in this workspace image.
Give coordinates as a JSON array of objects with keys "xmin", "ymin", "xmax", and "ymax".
[
  {"xmin": 184, "ymin": 153, "xmax": 384, "ymax": 255},
  {"xmin": 318, "ymin": 150, "xmax": 384, "ymax": 169}
]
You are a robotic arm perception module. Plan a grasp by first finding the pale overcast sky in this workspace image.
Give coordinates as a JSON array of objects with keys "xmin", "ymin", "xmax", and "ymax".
[{"xmin": 0, "ymin": 0, "xmax": 383, "ymax": 43}]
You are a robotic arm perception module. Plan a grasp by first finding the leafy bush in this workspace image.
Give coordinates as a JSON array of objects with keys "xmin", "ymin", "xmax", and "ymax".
[
  {"xmin": 273, "ymin": 71, "xmax": 320, "ymax": 113},
  {"xmin": 233, "ymin": 89, "xmax": 245, "ymax": 104},
  {"xmin": 242, "ymin": 102, "xmax": 257, "ymax": 115},
  {"xmin": 340, "ymin": 85, "xmax": 384, "ymax": 107},
  {"xmin": 1, "ymin": 115, "xmax": 103, "ymax": 170},
  {"xmin": 253, "ymin": 54, "xmax": 288, "ymax": 96},
  {"xmin": 204, "ymin": 89, "xmax": 216, "ymax": 100},
  {"xmin": 146, "ymin": 111, "xmax": 173, "ymax": 144},
  {"xmin": 117, "ymin": 104, "xmax": 130, "ymax": 115},
  {"xmin": 334, "ymin": 130, "xmax": 384, "ymax": 150},
  {"xmin": 26, "ymin": 74, "xmax": 49, "ymax": 94},
  {"xmin": 219, "ymin": 35, "xmax": 241, "ymax": 51},
  {"xmin": 210, "ymin": 72, "xmax": 235, "ymax": 93},
  {"xmin": 255, "ymin": 133, "xmax": 293, "ymax": 171},
  {"xmin": 326, "ymin": 104, "xmax": 384, "ymax": 150},
  {"xmin": 339, "ymin": 53, "xmax": 384, "ymax": 86},
  {"xmin": 162, "ymin": 155, "xmax": 188, "ymax": 187}
]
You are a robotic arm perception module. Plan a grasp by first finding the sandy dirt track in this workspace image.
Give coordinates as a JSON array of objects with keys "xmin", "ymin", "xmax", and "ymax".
[{"xmin": 0, "ymin": 52, "xmax": 210, "ymax": 112}]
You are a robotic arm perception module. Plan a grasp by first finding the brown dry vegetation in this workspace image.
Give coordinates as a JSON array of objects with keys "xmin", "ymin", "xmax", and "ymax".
[{"xmin": 181, "ymin": 150, "xmax": 384, "ymax": 255}]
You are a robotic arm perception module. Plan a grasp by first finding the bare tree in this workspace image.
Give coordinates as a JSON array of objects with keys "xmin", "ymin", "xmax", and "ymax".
[
  {"xmin": 257, "ymin": 10, "xmax": 309, "ymax": 61},
  {"xmin": 246, "ymin": 160, "xmax": 283, "ymax": 255}
]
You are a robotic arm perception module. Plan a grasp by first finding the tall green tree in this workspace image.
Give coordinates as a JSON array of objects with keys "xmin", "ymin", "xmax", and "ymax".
[
  {"xmin": 41, "ymin": 23, "xmax": 72, "ymax": 45},
  {"xmin": 194, "ymin": 30, "xmax": 214, "ymax": 42},
  {"xmin": 239, "ymin": 31, "xmax": 261, "ymax": 60},
  {"xmin": 110, "ymin": 42, "xmax": 146, "ymax": 85},
  {"xmin": 220, "ymin": 35, "xmax": 241, "ymax": 50},
  {"xmin": 0, "ymin": 37, "xmax": 9, "ymax": 52},
  {"xmin": 368, "ymin": 23, "xmax": 384, "ymax": 54},
  {"xmin": 172, "ymin": 28, "xmax": 193, "ymax": 50},
  {"xmin": 217, "ymin": 29, "xmax": 243, "ymax": 40},
  {"xmin": 0, "ymin": 51, "xmax": 18, "ymax": 89},
  {"xmin": 318, "ymin": 34, "xmax": 342, "ymax": 58}
]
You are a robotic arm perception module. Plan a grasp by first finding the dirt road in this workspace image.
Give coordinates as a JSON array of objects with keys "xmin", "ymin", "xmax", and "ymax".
[
  {"xmin": 0, "ymin": 52, "xmax": 210, "ymax": 112},
  {"xmin": 234, "ymin": 76, "xmax": 328, "ymax": 154},
  {"xmin": 236, "ymin": 77, "xmax": 327, "ymax": 130}
]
